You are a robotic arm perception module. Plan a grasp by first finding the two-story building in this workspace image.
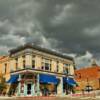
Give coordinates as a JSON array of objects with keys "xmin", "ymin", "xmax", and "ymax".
[
  {"xmin": 75, "ymin": 60, "xmax": 100, "ymax": 92},
  {"xmin": 0, "ymin": 43, "xmax": 77, "ymax": 96}
]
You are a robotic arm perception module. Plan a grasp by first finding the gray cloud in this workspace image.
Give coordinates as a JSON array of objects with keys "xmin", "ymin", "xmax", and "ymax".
[
  {"xmin": 75, "ymin": 51, "xmax": 93, "ymax": 68},
  {"xmin": 0, "ymin": 0, "xmax": 100, "ymax": 68}
]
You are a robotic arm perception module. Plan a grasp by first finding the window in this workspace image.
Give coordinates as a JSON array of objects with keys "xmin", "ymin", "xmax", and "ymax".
[
  {"xmin": 15, "ymin": 58, "xmax": 18, "ymax": 70},
  {"xmin": 22, "ymin": 55, "xmax": 25, "ymax": 69},
  {"xmin": 63, "ymin": 64, "xmax": 69, "ymax": 74},
  {"xmin": 79, "ymin": 73, "xmax": 81, "ymax": 78},
  {"xmin": 98, "ymin": 69, "xmax": 100, "ymax": 71},
  {"xmin": 32, "ymin": 60, "xmax": 35, "ymax": 68},
  {"xmin": 75, "ymin": 74, "xmax": 77, "ymax": 78},
  {"xmin": 41, "ymin": 58, "xmax": 51, "ymax": 71},
  {"xmin": 64, "ymin": 64, "xmax": 70, "ymax": 67},
  {"xmin": 63, "ymin": 67, "xmax": 68, "ymax": 74},
  {"xmin": 32, "ymin": 55, "xmax": 35, "ymax": 69},
  {"xmin": 50, "ymin": 63, "xmax": 51, "ymax": 71},
  {"xmin": 5, "ymin": 63, "xmax": 7, "ymax": 74},
  {"xmin": 41, "ymin": 61, "xmax": 45, "ymax": 70},
  {"xmin": 23, "ymin": 60, "xmax": 25, "ymax": 68},
  {"xmin": 56, "ymin": 61, "xmax": 59, "ymax": 72},
  {"xmin": 45, "ymin": 63, "xmax": 50, "ymax": 70}
]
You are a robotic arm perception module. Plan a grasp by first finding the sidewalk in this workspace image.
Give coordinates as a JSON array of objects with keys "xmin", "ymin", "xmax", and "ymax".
[
  {"xmin": 0, "ymin": 96, "xmax": 98, "ymax": 100},
  {"xmin": 0, "ymin": 95, "xmax": 99, "ymax": 100},
  {"xmin": 96, "ymin": 96, "xmax": 100, "ymax": 99},
  {"xmin": 0, "ymin": 96, "xmax": 16, "ymax": 99}
]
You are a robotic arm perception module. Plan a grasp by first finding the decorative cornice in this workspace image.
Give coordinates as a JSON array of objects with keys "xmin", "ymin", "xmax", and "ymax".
[
  {"xmin": 9, "ymin": 43, "xmax": 73, "ymax": 61},
  {"xmin": 10, "ymin": 48, "xmax": 73, "ymax": 64}
]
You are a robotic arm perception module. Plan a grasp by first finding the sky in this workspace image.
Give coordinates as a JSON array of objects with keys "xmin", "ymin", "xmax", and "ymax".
[{"xmin": 0, "ymin": 0, "xmax": 100, "ymax": 68}]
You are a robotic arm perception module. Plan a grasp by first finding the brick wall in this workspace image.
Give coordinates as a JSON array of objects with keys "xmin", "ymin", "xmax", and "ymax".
[{"xmin": 75, "ymin": 66, "xmax": 100, "ymax": 91}]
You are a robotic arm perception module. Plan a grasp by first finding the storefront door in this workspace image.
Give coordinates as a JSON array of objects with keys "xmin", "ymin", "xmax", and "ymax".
[{"xmin": 27, "ymin": 83, "xmax": 32, "ymax": 96}]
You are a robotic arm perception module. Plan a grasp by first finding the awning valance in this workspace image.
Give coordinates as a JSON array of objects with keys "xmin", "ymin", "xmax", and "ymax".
[
  {"xmin": 7, "ymin": 74, "xmax": 19, "ymax": 84},
  {"xmin": 39, "ymin": 74, "xmax": 59, "ymax": 84},
  {"xmin": 63, "ymin": 77, "xmax": 77, "ymax": 87}
]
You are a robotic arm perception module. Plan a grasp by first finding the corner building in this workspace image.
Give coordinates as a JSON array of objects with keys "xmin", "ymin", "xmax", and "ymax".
[{"xmin": 0, "ymin": 43, "xmax": 77, "ymax": 96}]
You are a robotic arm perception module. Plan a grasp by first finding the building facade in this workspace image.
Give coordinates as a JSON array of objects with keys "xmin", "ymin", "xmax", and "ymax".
[
  {"xmin": 0, "ymin": 43, "xmax": 76, "ymax": 96},
  {"xmin": 75, "ymin": 61, "xmax": 100, "ymax": 92}
]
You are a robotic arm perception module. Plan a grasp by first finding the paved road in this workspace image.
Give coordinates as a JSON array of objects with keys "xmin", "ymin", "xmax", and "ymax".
[
  {"xmin": 15, "ymin": 97, "xmax": 96, "ymax": 100},
  {"xmin": 0, "ymin": 97, "xmax": 98, "ymax": 100}
]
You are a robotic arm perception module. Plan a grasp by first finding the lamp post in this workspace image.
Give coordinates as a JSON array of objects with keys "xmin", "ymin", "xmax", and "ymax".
[{"xmin": 86, "ymin": 77, "xmax": 90, "ymax": 93}]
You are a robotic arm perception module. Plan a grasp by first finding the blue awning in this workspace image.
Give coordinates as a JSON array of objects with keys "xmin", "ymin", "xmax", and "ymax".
[
  {"xmin": 63, "ymin": 77, "xmax": 77, "ymax": 86},
  {"xmin": 39, "ymin": 74, "xmax": 59, "ymax": 84},
  {"xmin": 7, "ymin": 74, "xmax": 19, "ymax": 84}
]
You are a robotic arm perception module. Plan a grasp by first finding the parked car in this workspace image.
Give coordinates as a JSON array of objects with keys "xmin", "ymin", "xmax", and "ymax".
[{"xmin": 84, "ymin": 85, "xmax": 93, "ymax": 92}]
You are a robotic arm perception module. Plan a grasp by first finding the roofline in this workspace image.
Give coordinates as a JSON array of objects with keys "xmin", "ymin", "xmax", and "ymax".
[
  {"xmin": 75, "ymin": 66, "xmax": 100, "ymax": 72},
  {"xmin": 0, "ymin": 55, "xmax": 9, "ymax": 61},
  {"xmin": 9, "ymin": 43, "xmax": 73, "ymax": 61}
]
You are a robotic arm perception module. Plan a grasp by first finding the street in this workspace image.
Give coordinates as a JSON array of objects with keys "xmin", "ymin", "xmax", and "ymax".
[{"xmin": 0, "ymin": 96, "xmax": 99, "ymax": 100}]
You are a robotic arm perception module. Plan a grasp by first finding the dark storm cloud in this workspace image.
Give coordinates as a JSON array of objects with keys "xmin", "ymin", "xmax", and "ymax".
[{"xmin": 0, "ymin": 0, "xmax": 100, "ymax": 67}]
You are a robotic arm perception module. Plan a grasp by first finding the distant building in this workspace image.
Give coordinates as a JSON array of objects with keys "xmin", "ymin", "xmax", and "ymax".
[
  {"xmin": 0, "ymin": 43, "xmax": 77, "ymax": 96},
  {"xmin": 75, "ymin": 59, "xmax": 100, "ymax": 91}
]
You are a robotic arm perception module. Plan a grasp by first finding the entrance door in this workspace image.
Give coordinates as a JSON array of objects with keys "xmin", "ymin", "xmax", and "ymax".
[{"xmin": 27, "ymin": 83, "xmax": 32, "ymax": 96}]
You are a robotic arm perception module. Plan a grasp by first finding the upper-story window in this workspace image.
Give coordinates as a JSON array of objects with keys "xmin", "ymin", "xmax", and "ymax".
[
  {"xmin": 45, "ymin": 63, "xmax": 50, "ymax": 70},
  {"xmin": 32, "ymin": 55, "xmax": 35, "ymax": 69},
  {"xmin": 41, "ymin": 58, "xmax": 51, "ymax": 71},
  {"xmin": 75, "ymin": 74, "xmax": 77, "ymax": 78},
  {"xmin": 15, "ymin": 58, "xmax": 18, "ymax": 70},
  {"xmin": 78, "ymin": 73, "xmax": 81, "ymax": 79},
  {"xmin": 4, "ymin": 63, "xmax": 7, "ymax": 74},
  {"xmin": 22, "ymin": 55, "xmax": 25, "ymax": 69},
  {"xmin": 63, "ymin": 64, "xmax": 69, "ymax": 74},
  {"xmin": 56, "ymin": 61, "xmax": 59, "ymax": 72}
]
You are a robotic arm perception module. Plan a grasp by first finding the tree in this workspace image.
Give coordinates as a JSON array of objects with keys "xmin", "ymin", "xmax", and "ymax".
[{"xmin": 0, "ymin": 73, "xmax": 7, "ymax": 95}]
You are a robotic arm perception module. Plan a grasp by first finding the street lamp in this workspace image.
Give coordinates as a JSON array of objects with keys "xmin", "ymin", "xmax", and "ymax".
[{"xmin": 86, "ymin": 77, "xmax": 90, "ymax": 93}]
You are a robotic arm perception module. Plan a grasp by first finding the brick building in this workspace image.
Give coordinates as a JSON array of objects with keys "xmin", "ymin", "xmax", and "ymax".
[{"xmin": 75, "ymin": 60, "xmax": 100, "ymax": 91}]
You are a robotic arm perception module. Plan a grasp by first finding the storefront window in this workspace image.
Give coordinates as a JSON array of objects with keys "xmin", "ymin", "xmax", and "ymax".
[
  {"xmin": 21, "ymin": 83, "xmax": 24, "ymax": 93},
  {"xmin": 40, "ymin": 83, "xmax": 57, "ymax": 96}
]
